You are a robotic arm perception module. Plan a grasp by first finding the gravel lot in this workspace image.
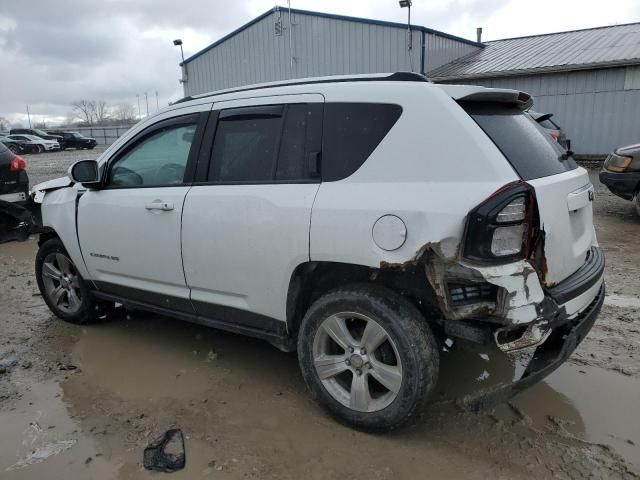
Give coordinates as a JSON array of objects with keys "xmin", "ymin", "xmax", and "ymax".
[{"xmin": 0, "ymin": 151, "xmax": 638, "ymax": 479}]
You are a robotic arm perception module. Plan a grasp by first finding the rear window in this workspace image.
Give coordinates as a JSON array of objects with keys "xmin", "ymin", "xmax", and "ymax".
[{"xmin": 461, "ymin": 102, "xmax": 577, "ymax": 180}]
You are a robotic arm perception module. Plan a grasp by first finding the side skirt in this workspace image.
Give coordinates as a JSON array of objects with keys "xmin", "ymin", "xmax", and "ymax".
[{"xmin": 91, "ymin": 288, "xmax": 295, "ymax": 352}]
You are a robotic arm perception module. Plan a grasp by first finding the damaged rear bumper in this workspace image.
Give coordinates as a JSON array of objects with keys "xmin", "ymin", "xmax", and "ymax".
[{"xmin": 459, "ymin": 282, "xmax": 605, "ymax": 410}]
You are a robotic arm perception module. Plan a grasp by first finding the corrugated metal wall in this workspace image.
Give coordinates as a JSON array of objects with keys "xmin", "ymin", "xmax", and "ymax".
[
  {"xmin": 184, "ymin": 10, "xmax": 479, "ymax": 97},
  {"xmin": 445, "ymin": 67, "xmax": 640, "ymax": 155},
  {"xmin": 424, "ymin": 33, "xmax": 478, "ymax": 73}
]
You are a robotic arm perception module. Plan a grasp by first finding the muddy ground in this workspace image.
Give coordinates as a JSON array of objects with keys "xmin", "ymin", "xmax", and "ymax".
[{"xmin": 0, "ymin": 151, "xmax": 638, "ymax": 479}]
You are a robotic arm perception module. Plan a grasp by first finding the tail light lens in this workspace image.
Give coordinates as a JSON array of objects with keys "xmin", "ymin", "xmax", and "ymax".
[
  {"xmin": 463, "ymin": 182, "xmax": 537, "ymax": 263},
  {"xmin": 10, "ymin": 156, "xmax": 26, "ymax": 172},
  {"xmin": 605, "ymin": 153, "xmax": 632, "ymax": 173}
]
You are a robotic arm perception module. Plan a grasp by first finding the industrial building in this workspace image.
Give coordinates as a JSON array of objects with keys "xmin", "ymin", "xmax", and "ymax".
[
  {"xmin": 179, "ymin": 6, "xmax": 482, "ymax": 94},
  {"xmin": 180, "ymin": 7, "xmax": 640, "ymax": 155}
]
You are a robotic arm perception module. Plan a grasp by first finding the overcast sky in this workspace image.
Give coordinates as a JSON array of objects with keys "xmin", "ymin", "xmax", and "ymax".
[{"xmin": 1, "ymin": 0, "xmax": 639, "ymax": 126}]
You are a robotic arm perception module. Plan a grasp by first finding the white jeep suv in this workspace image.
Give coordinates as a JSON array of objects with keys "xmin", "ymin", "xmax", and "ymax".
[{"xmin": 33, "ymin": 73, "xmax": 604, "ymax": 431}]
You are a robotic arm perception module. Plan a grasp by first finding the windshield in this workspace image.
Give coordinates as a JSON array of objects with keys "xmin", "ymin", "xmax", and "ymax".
[
  {"xmin": 33, "ymin": 129, "xmax": 48, "ymax": 136},
  {"xmin": 461, "ymin": 102, "xmax": 577, "ymax": 180}
]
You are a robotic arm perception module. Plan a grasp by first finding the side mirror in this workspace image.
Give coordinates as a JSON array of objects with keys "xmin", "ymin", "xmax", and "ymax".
[{"xmin": 68, "ymin": 160, "xmax": 100, "ymax": 187}]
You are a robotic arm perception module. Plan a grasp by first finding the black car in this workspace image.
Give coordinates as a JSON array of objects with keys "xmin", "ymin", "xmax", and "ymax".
[
  {"xmin": 47, "ymin": 131, "xmax": 97, "ymax": 150},
  {"xmin": 599, "ymin": 143, "xmax": 640, "ymax": 216},
  {"xmin": 0, "ymin": 135, "xmax": 22, "ymax": 154},
  {"xmin": 0, "ymin": 142, "xmax": 28, "ymax": 203},
  {"xmin": 10, "ymin": 128, "xmax": 64, "ymax": 148}
]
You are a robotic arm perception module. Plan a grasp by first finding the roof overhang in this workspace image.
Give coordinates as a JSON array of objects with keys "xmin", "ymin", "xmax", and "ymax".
[{"xmin": 430, "ymin": 58, "xmax": 640, "ymax": 82}]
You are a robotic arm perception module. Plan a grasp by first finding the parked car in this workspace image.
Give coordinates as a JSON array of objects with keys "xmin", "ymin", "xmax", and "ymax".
[
  {"xmin": 527, "ymin": 110, "xmax": 570, "ymax": 150},
  {"xmin": 599, "ymin": 143, "xmax": 640, "ymax": 215},
  {"xmin": 10, "ymin": 128, "xmax": 64, "ymax": 148},
  {"xmin": 31, "ymin": 73, "xmax": 604, "ymax": 432},
  {"xmin": 7, "ymin": 134, "xmax": 59, "ymax": 153},
  {"xmin": 0, "ymin": 135, "xmax": 22, "ymax": 154},
  {"xmin": 0, "ymin": 142, "xmax": 28, "ymax": 203},
  {"xmin": 46, "ymin": 131, "xmax": 97, "ymax": 150}
]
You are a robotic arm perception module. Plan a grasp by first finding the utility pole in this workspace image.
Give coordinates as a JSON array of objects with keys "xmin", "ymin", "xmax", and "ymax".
[
  {"xmin": 26, "ymin": 104, "xmax": 32, "ymax": 128},
  {"xmin": 137, "ymin": 94, "xmax": 141, "ymax": 119},
  {"xmin": 155, "ymin": 91, "xmax": 159, "ymax": 111},
  {"xmin": 145, "ymin": 92, "xmax": 149, "ymax": 116}
]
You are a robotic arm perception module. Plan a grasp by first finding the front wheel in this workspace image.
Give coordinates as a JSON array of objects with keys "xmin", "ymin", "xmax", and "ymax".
[
  {"xmin": 36, "ymin": 238, "xmax": 112, "ymax": 324},
  {"xmin": 36, "ymin": 145, "xmax": 44, "ymax": 153},
  {"xmin": 297, "ymin": 284, "xmax": 439, "ymax": 432}
]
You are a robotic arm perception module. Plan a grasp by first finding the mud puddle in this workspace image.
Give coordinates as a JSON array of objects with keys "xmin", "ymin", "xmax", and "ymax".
[
  {"xmin": 512, "ymin": 363, "xmax": 640, "ymax": 470},
  {"xmin": 4, "ymin": 309, "xmax": 630, "ymax": 478},
  {"xmin": 0, "ymin": 377, "xmax": 117, "ymax": 478}
]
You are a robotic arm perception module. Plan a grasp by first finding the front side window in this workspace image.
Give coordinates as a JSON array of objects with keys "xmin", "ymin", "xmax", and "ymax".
[{"xmin": 108, "ymin": 122, "xmax": 196, "ymax": 187}]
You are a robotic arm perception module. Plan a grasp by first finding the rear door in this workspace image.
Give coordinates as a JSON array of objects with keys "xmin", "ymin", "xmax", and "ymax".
[
  {"xmin": 181, "ymin": 94, "xmax": 323, "ymax": 327},
  {"xmin": 462, "ymin": 102, "xmax": 594, "ymax": 287},
  {"xmin": 78, "ymin": 107, "xmax": 209, "ymax": 311}
]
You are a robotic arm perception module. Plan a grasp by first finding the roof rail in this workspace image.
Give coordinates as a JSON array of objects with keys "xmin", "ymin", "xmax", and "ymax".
[{"xmin": 172, "ymin": 72, "xmax": 429, "ymax": 104}]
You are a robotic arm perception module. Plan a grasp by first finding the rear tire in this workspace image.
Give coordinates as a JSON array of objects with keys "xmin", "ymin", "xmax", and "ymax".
[
  {"xmin": 297, "ymin": 284, "xmax": 439, "ymax": 432},
  {"xmin": 36, "ymin": 238, "xmax": 112, "ymax": 324}
]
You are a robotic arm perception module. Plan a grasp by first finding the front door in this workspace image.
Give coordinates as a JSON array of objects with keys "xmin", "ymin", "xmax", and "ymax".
[{"xmin": 78, "ymin": 110, "xmax": 207, "ymax": 311}]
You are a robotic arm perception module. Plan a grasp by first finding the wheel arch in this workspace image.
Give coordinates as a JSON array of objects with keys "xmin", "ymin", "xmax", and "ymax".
[{"xmin": 285, "ymin": 260, "xmax": 441, "ymax": 339}]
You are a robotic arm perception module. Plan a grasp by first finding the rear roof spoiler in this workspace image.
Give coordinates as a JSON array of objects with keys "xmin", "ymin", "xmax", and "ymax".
[{"xmin": 437, "ymin": 85, "xmax": 533, "ymax": 110}]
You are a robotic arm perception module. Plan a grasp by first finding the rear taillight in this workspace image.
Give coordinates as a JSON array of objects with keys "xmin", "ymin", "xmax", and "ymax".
[
  {"xmin": 463, "ymin": 182, "xmax": 537, "ymax": 263},
  {"xmin": 605, "ymin": 153, "xmax": 632, "ymax": 173},
  {"xmin": 10, "ymin": 156, "xmax": 26, "ymax": 172}
]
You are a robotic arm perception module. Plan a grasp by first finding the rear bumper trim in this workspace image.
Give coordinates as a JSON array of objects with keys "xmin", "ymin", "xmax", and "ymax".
[
  {"xmin": 460, "ymin": 282, "xmax": 604, "ymax": 410},
  {"xmin": 599, "ymin": 170, "xmax": 640, "ymax": 200},
  {"xmin": 547, "ymin": 246, "xmax": 604, "ymax": 305}
]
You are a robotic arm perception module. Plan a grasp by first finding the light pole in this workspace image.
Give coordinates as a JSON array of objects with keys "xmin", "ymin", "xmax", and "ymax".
[
  {"xmin": 399, "ymin": 0, "xmax": 413, "ymax": 71},
  {"xmin": 173, "ymin": 39, "xmax": 188, "ymax": 84}
]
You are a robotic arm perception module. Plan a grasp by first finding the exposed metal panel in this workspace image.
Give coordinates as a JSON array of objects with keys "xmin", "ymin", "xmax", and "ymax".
[
  {"xmin": 183, "ymin": 10, "xmax": 478, "ymax": 97},
  {"xmin": 444, "ymin": 68, "xmax": 640, "ymax": 155},
  {"xmin": 430, "ymin": 22, "xmax": 640, "ymax": 81}
]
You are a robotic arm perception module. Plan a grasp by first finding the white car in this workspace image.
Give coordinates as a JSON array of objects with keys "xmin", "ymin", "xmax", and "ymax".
[
  {"xmin": 31, "ymin": 73, "xmax": 604, "ymax": 431},
  {"xmin": 8, "ymin": 134, "xmax": 59, "ymax": 152}
]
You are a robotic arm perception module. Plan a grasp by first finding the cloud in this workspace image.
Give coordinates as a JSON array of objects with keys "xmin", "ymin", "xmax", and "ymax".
[{"xmin": 1, "ymin": 0, "xmax": 639, "ymax": 125}]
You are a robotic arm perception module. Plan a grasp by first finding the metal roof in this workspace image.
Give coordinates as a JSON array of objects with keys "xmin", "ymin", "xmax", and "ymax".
[
  {"xmin": 430, "ymin": 22, "xmax": 640, "ymax": 81},
  {"xmin": 182, "ymin": 6, "xmax": 482, "ymax": 65}
]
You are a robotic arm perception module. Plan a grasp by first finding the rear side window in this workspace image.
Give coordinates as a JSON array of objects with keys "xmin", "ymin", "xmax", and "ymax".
[
  {"xmin": 322, "ymin": 103, "xmax": 402, "ymax": 181},
  {"xmin": 462, "ymin": 102, "xmax": 577, "ymax": 180},
  {"xmin": 210, "ymin": 115, "xmax": 281, "ymax": 182}
]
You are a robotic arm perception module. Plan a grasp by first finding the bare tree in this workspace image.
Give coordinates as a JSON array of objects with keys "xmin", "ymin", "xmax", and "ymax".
[
  {"xmin": 72, "ymin": 100, "xmax": 95, "ymax": 125},
  {"xmin": 0, "ymin": 117, "xmax": 9, "ymax": 131},
  {"xmin": 92, "ymin": 100, "xmax": 109, "ymax": 125},
  {"xmin": 112, "ymin": 103, "xmax": 136, "ymax": 123}
]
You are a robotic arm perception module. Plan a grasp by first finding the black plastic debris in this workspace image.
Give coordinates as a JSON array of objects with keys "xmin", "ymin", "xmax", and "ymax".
[
  {"xmin": 143, "ymin": 429, "xmax": 186, "ymax": 473},
  {"xmin": 0, "ymin": 199, "xmax": 41, "ymax": 244}
]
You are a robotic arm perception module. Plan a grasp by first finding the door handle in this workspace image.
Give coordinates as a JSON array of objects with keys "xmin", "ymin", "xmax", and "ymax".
[{"xmin": 145, "ymin": 201, "xmax": 174, "ymax": 211}]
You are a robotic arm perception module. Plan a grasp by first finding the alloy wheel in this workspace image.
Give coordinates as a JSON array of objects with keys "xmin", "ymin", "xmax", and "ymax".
[
  {"xmin": 41, "ymin": 252, "xmax": 83, "ymax": 314},
  {"xmin": 312, "ymin": 311, "xmax": 403, "ymax": 412}
]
